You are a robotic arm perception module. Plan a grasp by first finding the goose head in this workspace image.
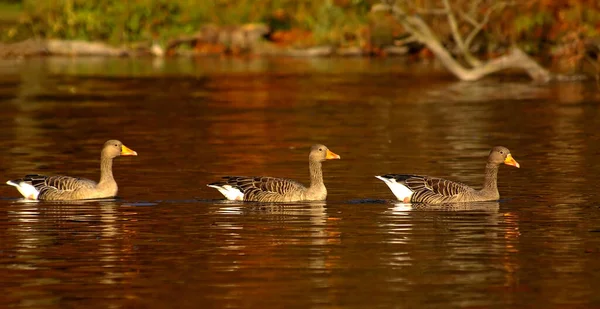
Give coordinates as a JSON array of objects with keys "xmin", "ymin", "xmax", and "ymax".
[
  {"xmin": 489, "ymin": 146, "xmax": 519, "ymax": 168},
  {"xmin": 309, "ymin": 144, "xmax": 340, "ymax": 163},
  {"xmin": 102, "ymin": 140, "xmax": 138, "ymax": 159}
]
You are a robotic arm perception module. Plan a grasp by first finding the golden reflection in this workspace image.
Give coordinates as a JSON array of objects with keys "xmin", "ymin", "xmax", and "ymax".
[
  {"xmin": 501, "ymin": 211, "xmax": 520, "ymax": 290},
  {"xmin": 2, "ymin": 199, "xmax": 140, "ymax": 301},
  {"xmin": 389, "ymin": 201, "xmax": 500, "ymax": 213},
  {"xmin": 553, "ymin": 82, "xmax": 586, "ymax": 104},
  {"xmin": 379, "ymin": 200, "xmax": 509, "ymax": 295},
  {"xmin": 207, "ymin": 202, "xmax": 341, "ymax": 303},
  {"xmin": 1, "ymin": 56, "xmax": 599, "ymax": 307}
]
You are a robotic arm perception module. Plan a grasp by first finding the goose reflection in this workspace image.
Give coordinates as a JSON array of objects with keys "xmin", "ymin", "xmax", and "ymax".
[
  {"xmin": 214, "ymin": 200, "xmax": 327, "ymax": 217},
  {"xmin": 389, "ymin": 201, "xmax": 500, "ymax": 213}
]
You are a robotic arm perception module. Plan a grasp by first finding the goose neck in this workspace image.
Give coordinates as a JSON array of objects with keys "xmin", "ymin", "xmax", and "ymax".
[
  {"xmin": 308, "ymin": 160, "xmax": 324, "ymax": 189},
  {"xmin": 98, "ymin": 155, "xmax": 115, "ymax": 186},
  {"xmin": 481, "ymin": 162, "xmax": 499, "ymax": 193}
]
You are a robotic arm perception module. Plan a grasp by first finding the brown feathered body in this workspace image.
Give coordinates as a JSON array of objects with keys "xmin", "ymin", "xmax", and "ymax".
[
  {"xmin": 7, "ymin": 174, "xmax": 117, "ymax": 201},
  {"xmin": 209, "ymin": 175, "xmax": 326, "ymax": 202},
  {"xmin": 376, "ymin": 173, "xmax": 497, "ymax": 204},
  {"xmin": 376, "ymin": 146, "xmax": 519, "ymax": 204},
  {"xmin": 208, "ymin": 144, "xmax": 340, "ymax": 202}
]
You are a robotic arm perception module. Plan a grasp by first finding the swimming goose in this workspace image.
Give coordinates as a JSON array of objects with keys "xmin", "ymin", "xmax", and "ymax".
[
  {"xmin": 6, "ymin": 140, "xmax": 137, "ymax": 201},
  {"xmin": 375, "ymin": 146, "xmax": 519, "ymax": 204},
  {"xmin": 208, "ymin": 144, "xmax": 340, "ymax": 202}
]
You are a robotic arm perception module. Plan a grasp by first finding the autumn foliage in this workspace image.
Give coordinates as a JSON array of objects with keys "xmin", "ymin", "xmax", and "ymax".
[{"xmin": 1, "ymin": 0, "xmax": 598, "ymax": 70}]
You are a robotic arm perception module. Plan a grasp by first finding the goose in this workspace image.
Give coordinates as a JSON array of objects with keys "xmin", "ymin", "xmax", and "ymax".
[
  {"xmin": 6, "ymin": 140, "xmax": 137, "ymax": 201},
  {"xmin": 375, "ymin": 146, "xmax": 519, "ymax": 204},
  {"xmin": 208, "ymin": 144, "xmax": 340, "ymax": 202}
]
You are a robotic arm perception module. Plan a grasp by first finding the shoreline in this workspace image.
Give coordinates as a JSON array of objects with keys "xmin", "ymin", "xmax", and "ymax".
[{"xmin": 0, "ymin": 38, "xmax": 410, "ymax": 59}]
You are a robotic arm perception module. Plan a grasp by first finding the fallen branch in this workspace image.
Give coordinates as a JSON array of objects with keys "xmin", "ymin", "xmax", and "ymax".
[
  {"xmin": 372, "ymin": 2, "xmax": 555, "ymax": 82},
  {"xmin": 0, "ymin": 39, "xmax": 48, "ymax": 57},
  {"xmin": 45, "ymin": 40, "xmax": 128, "ymax": 56},
  {"xmin": 0, "ymin": 39, "xmax": 128, "ymax": 58}
]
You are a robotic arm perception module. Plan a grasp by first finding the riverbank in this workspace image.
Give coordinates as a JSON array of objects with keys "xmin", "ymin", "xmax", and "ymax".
[
  {"xmin": 0, "ymin": 32, "xmax": 409, "ymax": 59},
  {"xmin": 2, "ymin": 0, "xmax": 599, "ymax": 80}
]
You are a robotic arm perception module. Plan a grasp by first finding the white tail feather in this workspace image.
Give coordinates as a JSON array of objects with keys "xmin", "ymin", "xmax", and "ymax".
[
  {"xmin": 6, "ymin": 180, "xmax": 40, "ymax": 200},
  {"xmin": 207, "ymin": 184, "xmax": 244, "ymax": 201},
  {"xmin": 375, "ymin": 176, "xmax": 413, "ymax": 202}
]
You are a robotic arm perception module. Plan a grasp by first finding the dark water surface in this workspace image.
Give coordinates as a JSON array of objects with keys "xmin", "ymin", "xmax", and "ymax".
[{"xmin": 1, "ymin": 57, "xmax": 600, "ymax": 308}]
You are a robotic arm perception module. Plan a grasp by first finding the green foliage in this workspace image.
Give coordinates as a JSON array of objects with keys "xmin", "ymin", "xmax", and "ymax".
[
  {"xmin": 16, "ymin": 0, "xmax": 202, "ymax": 43},
  {"xmin": 0, "ymin": 1, "xmax": 22, "ymax": 21},
  {"xmin": 295, "ymin": 0, "xmax": 369, "ymax": 45},
  {"xmin": 508, "ymin": 1, "xmax": 600, "ymax": 56},
  {"xmin": 5, "ymin": 0, "xmax": 373, "ymax": 46},
  {"xmin": 8, "ymin": 0, "xmax": 597, "ymax": 62},
  {"xmin": 513, "ymin": 11, "xmax": 553, "ymax": 35}
]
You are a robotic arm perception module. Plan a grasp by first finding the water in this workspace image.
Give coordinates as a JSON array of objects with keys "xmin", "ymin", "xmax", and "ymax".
[{"xmin": 1, "ymin": 57, "xmax": 600, "ymax": 308}]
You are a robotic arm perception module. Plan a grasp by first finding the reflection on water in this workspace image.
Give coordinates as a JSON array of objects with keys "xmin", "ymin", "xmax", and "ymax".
[
  {"xmin": 1, "ymin": 57, "xmax": 600, "ymax": 308},
  {"xmin": 388, "ymin": 201, "xmax": 500, "ymax": 212}
]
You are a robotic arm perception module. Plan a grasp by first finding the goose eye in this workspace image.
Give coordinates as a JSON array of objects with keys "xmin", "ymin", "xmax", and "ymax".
[
  {"xmin": 319, "ymin": 148, "xmax": 323, "ymax": 151},
  {"xmin": 500, "ymin": 151, "xmax": 504, "ymax": 154}
]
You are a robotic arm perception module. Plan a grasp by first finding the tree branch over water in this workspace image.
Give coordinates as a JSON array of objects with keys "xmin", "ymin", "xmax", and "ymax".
[
  {"xmin": 441, "ymin": 0, "xmax": 481, "ymax": 67},
  {"xmin": 372, "ymin": 0, "xmax": 558, "ymax": 82}
]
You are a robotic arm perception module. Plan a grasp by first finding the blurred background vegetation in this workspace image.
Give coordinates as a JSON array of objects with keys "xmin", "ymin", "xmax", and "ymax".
[
  {"xmin": 0, "ymin": 0, "xmax": 599, "ymax": 65},
  {"xmin": 0, "ymin": 0, "xmax": 373, "ymax": 47}
]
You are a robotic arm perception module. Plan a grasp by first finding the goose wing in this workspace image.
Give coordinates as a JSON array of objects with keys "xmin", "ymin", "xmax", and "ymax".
[
  {"xmin": 382, "ymin": 174, "xmax": 475, "ymax": 203},
  {"xmin": 210, "ymin": 176, "xmax": 306, "ymax": 202},
  {"xmin": 39, "ymin": 175, "xmax": 96, "ymax": 193},
  {"xmin": 8, "ymin": 174, "xmax": 97, "ymax": 199}
]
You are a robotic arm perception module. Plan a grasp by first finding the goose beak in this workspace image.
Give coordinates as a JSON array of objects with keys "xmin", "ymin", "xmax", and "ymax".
[
  {"xmin": 326, "ymin": 149, "xmax": 340, "ymax": 160},
  {"xmin": 504, "ymin": 154, "xmax": 519, "ymax": 168},
  {"xmin": 121, "ymin": 145, "xmax": 138, "ymax": 156}
]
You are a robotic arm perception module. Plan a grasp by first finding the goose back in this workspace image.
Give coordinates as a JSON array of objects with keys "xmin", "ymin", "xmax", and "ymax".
[
  {"xmin": 7, "ymin": 174, "xmax": 114, "ymax": 201},
  {"xmin": 208, "ymin": 176, "xmax": 309, "ymax": 202},
  {"xmin": 378, "ymin": 174, "xmax": 479, "ymax": 204}
]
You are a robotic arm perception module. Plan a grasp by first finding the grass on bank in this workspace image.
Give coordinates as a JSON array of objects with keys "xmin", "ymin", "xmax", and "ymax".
[
  {"xmin": 0, "ymin": 1, "xmax": 22, "ymax": 22},
  {"xmin": 2, "ymin": 0, "xmax": 373, "ymax": 47}
]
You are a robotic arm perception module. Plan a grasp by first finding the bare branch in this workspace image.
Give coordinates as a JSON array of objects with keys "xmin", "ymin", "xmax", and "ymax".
[
  {"xmin": 441, "ymin": 0, "xmax": 482, "ymax": 67},
  {"xmin": 457, "ymin": 9, "xmax": 479, "ymax": 28},
  {"xmin": 371, "ymin": 3, "xmax": 393, "ymax": 13},
  {"xmin": 380, "ymin": 2, "xmax": 554, "ymax": 82},
  {"xmin": 461, "ymin": 2, "xmax": 509, "ymax": 49},
  {"xmin": 442, "ymin": 0, "xmax": 466, "ymax": 52},
  {"xmin": 394, "ymin": 35, "xmax": 419, "ymax": 46}
]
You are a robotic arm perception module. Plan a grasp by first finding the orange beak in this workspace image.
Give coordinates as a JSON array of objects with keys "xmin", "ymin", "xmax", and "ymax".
[
  {"xmin": 504, "ymin": 154, "xmax": 519, "ymax": 168},
  {"xmin": 121, "ymin": 144, "xmax": 138, "ymax": 156},
  {"xmin": 326, "ymin": 149, "xmax": 340, "ymax": 160}
]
